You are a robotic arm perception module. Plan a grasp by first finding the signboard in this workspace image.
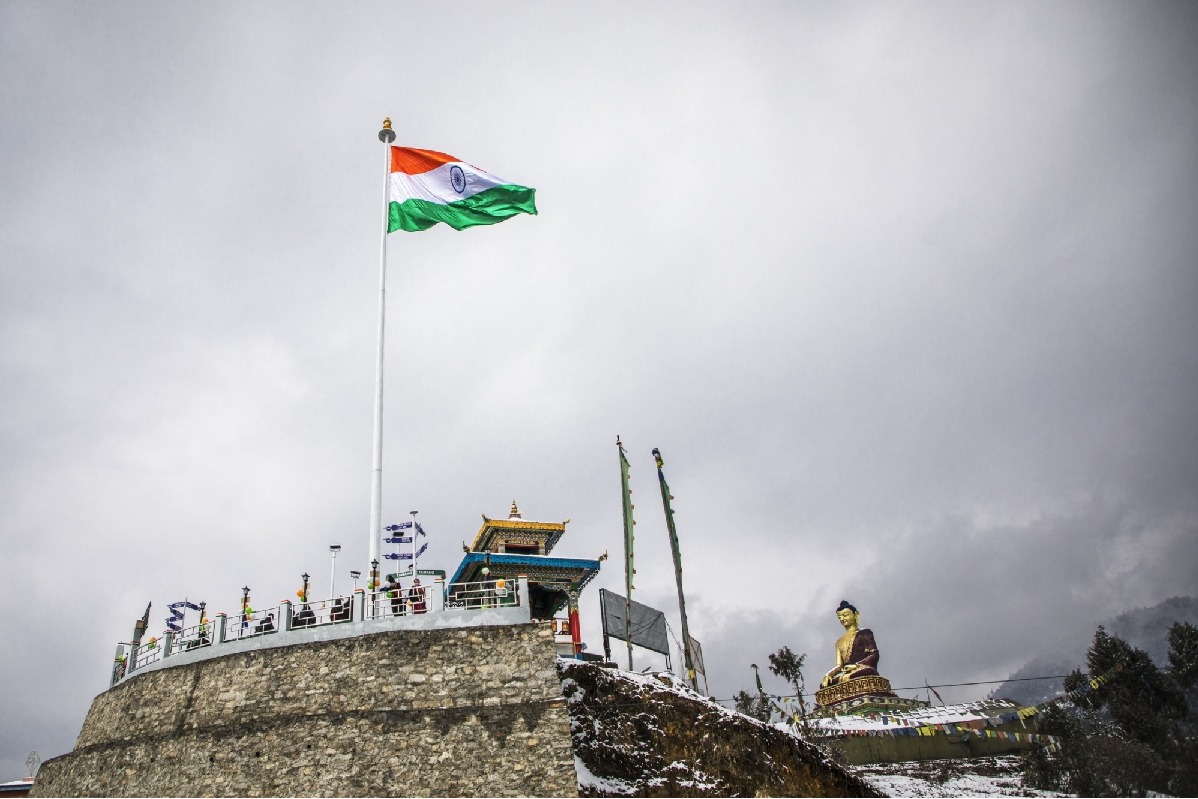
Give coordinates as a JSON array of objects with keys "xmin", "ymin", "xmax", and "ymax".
[
  {"xmin": 599, "ymin": 588, "xmax": 670, "ymax": 656},
  {"xmin": 385, "ymin": 569, "xmax": 446, "ymax": 581}
]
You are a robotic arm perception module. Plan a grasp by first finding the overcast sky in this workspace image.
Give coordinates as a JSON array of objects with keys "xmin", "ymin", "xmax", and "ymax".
[{"xmin": 2, "ymin": 1, "xmax": 1196, "ymax": 779}]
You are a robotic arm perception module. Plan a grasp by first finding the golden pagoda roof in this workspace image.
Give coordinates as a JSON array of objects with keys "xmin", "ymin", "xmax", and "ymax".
[{"xmin": 467, "ymin": 500, "xmax": 569, "ymax": 554}]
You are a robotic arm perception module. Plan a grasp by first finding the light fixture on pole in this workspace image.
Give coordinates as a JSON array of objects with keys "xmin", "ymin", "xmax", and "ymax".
[
  {"xmin": 329, "ymin": 545, "xmax": 342, "ymax": 599},
  {"xmin": 409, "ymin": 510, "xmax": 419, "ymax": 579},
  {"xmin": 301, "ymin": 573, "xmax": 310, "ymax": 604},
  {"xmin": 370, "ymin": 559, "xmax": 379, "ymax": 592},
  {"xmin": 350, "ymin": 570, "xmax": 361, "ymax": 591}
]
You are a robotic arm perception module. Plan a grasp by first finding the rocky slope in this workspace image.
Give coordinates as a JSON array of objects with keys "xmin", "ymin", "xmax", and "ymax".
[{"xmin": 560, "ymin": 661, "xmax": 879, "ymax": 798}]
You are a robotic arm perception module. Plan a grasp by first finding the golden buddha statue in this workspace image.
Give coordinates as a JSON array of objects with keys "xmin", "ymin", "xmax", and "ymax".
[
  {"xmin": 814, "ymin": 600, "xmax": 921, "ymax": 712},
  {"xmin": 820, "ymin": 600, "xmax": 881, "ymax": 689}
]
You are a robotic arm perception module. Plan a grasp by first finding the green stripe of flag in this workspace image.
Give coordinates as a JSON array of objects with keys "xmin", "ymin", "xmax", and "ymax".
[{"xmin": 388, "ymin": 184, "xmax": 537, "ymax": 232}]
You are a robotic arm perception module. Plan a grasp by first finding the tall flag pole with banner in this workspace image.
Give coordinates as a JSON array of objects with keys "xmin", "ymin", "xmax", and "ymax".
[
  {"xmin": 653, "ymin": 448, "xmax": 698, "ymax": 691},
  {"xmin": 617, "ymin": 436, "xmax": 636, "ymax": 671},
  {"xmin": 368, "ymin": 119, "xmax": 396, "ymax": 589},
  {"xmin": 367, "ymin": 118, "xmax": 537, "ymax": 586}
]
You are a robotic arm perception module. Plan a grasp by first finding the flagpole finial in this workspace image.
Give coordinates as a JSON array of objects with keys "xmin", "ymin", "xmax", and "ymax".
[{"xmin": 379, "ymin": 118, "xmax": 396, "ymax": 144}]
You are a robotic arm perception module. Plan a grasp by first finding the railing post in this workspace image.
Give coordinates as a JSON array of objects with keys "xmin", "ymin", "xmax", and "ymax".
[
  {"xmin": 430, "ymin": 578, "xmax": 445, "ymax": 613},
  {"xmin": 353, "ymin": 589, "xmax": 365, "ymax": 621},
  {"xmin": 518, "ymin": 575, "xmax": 529, "ymax": 608},
  {"xmin": 215, "ymin": 613, "xmax": 228, "ymax": 644},
  {"xmin": 163, "ymin": 631, "xmax": 174, "ymax": 658},
  {"xmin": 280, "ymin": 599, "xmax": 293, "ymax": 632},
  {"xmin": 112, "ymin": 643, "xmax": 128, "ymax": 686}
]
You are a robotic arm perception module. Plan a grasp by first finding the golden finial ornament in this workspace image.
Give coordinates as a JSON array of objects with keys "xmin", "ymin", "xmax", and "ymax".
[
  {"xmin": 379, "ymin": 117, "xmax": 396, "ymax": 144},
  {"xmin": 509, "ymin": 500, "xmax": 522, "ymax": 519}
]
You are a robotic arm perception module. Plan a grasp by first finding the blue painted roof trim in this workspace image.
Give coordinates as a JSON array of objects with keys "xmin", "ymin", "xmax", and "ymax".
[{"xmin": 449, "ymin": 552, "xmax": 601, "ymax": 587}]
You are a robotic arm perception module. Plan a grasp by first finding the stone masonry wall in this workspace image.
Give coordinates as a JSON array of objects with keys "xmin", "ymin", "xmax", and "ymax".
[{"xmin": 33, "ymin": 622, "xmax": 577, "ymax": 797}]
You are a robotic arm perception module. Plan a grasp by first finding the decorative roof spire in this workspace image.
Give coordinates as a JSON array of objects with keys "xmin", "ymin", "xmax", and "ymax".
[{"xmin": 509, "ymin": 500, "xmax": 522, "ymax": 519}]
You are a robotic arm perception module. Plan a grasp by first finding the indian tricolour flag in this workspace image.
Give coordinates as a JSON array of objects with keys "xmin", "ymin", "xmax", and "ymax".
[{"xmin": 388, "ymin": 147, "xmax": 537, "ymax": 233}]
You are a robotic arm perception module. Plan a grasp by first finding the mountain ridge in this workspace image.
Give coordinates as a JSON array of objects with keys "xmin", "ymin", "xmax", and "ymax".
[{"xmin": 989, "ymin": 596, "xmax": 1198, "ymax": 706}]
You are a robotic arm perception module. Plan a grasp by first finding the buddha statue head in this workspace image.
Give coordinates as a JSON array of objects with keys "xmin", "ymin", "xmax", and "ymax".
[{"xmin": 835, "ymin": 600, "xmax": 859, "ymax": 630}]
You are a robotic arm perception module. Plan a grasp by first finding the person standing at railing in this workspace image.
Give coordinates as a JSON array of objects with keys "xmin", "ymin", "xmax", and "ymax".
[
  {"xmin": 331, "ymin": 596, "xmax": 352, "ymax": 623},
  {"xmin": 409, "ymin": 578, "xmax": 426, "ymax": 614},
  {"xmin": 384, "ymin": 576, "xmax": 405, "ymax": 616},
  {"xmin": 294, "ymin": 604, "xmax": 316, "ymax": 628}
]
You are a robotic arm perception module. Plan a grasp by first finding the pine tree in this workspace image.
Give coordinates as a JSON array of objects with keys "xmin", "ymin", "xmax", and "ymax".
[
  {"xmin": 1168, "ymin": 621, "xmax": 1198, "ymax": 689},
  {"xmin": 1026, "ymin": 624, "xmax": 1195, "ymax": 796}
]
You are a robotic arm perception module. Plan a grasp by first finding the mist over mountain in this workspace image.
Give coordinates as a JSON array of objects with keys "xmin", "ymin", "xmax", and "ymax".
[{"xmin": 989, "ymin": 596, "xmax": 1198, "ymax": 706}]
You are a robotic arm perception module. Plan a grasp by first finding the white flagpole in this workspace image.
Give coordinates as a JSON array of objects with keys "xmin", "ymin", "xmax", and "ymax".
[{"xmin": 369, "ymin": 118, "xmax": 396, "ymax": 585}]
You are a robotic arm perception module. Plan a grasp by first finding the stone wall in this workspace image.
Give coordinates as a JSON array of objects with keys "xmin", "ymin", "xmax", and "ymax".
[{"xmin": 33, "ymin": 622, "xmax": 577, "ymax": 797}]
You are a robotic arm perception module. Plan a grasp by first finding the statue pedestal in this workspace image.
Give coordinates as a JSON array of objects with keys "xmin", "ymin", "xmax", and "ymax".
[
  {"xmin": 816, "ymin": 675, "xmax": 896, "ymax": 707},
  {"xmin": 815, "ymin": 676, "xmax": 930, "ymax": 716}
]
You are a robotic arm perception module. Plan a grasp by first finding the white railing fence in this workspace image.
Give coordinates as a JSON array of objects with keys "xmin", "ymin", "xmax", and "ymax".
[
  {"xmin": 131, "ymin": 637, "xmax": 163, "ymax": 671},
  {"xmin": 172, "ymin": 618, "xmax": 215, "ymax": 653},
  {"xmin": 114, "ymin": 576, "xmax": 528, "ymax": 685},
  {"xmin": 290, "ymin": 595, "xmax": 355, "ymax": 629},
  {"xmin": 224, "ymin": 605, "xmax": 282, "ymax": 641},
  {"xmin": 445, "ymin": 578, "xmax": 520, "ymax": 611}
]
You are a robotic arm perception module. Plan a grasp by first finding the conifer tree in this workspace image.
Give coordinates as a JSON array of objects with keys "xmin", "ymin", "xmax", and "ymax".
[
  {"xmin": 1168, "ymin": 621, "xmax": 1198, "ymax": 689},
  {"xmin": 1026, "ymin": 624, "xmax": 1195, "ymax": 796}
]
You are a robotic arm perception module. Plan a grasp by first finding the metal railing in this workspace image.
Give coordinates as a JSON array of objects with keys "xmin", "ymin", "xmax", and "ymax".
[
  {"xmin": 113, "ymin": 575, "xmax": 529, "ymax": 685},
  {"xmin": 225, "ymin": 605, "xmax": 282, "ymax": 641},
  {"xmin": 365, "ymin": 585, "xmax": 435, "ymax": 619},
  {"xmin": 131, "ymin": 637, "xmax": 163, "ymax": 670},
  {"xmin": 445, "ymin": 579, "xmax": 520, "ymax": 611},
  {"xmin": 291, "ymin": 596, "xmax": 355, "ymax": 628},
  {"xmin": 174, "ymin": 619, "xmax": 215, "ymax": 652}
]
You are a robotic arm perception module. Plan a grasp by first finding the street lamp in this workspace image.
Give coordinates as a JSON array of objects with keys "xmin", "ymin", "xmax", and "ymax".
[
  {"xmin": 370, "ymin": 559, "xmax": 379, "ymax": 591},
  {"xmin": 301, "ymin": 573, "xmax": 310, "ymax": 604},
  {"xmin": 409, "ymin": 510, "xmax": 419, "ymax": 579},
  {"xmin": 350, "ymin": 570, "xmax": 361, "ymax": 591},
  {"xmin": 328, "ymin": 545, "xmax": 341, "ymax": 599}
]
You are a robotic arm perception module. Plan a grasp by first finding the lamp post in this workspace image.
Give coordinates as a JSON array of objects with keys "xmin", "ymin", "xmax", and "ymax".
[
  {"xmin": 409, "ymin": 510, "xmax": 419, "ymax": 580},
  {"xmin": 369, "ymin": 559, "xmax": 379, "ymax": 620},
  {"xmin": 329, "ymin": 545, "xmax": 341, "ymax": 599},
  {"xmin": 241, "ymin": 586, "xmax": 250, "ymax": 631},
  {"xmin": 301, "ymin": 573, "xmax": 310, "ymax": 605},
  {"xmin": 350, "ymin": 570, "xmax": 361, "ymax": 591}
]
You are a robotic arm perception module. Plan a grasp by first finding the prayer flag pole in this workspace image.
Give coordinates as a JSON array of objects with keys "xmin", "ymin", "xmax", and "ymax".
[
  {"xmin": 617, "ymin": 436, "xmax": 635, "ymax": 671},
  {"xmin": 653, "ymin": 448, "xmax": 697, "ymax": 691},
  {"xmin": 368, "ymin": 118, "xmax": 396, "ymax": 586}
]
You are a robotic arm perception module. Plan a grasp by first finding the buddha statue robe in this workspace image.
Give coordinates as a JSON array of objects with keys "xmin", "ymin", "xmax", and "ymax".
[{"xmin": 825, "ymin": 628, "xmax": 881, "ymax": 685}]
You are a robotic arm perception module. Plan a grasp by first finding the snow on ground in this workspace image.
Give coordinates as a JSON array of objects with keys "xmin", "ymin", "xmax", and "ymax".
[
  {"xmin": 810, "ymin": 699, "xmax": 1025, "ymax": 733},
  {"xmin": 854, "ymin": 755, "xmax": 1071, "ymax": 798},
  {"xmin": 574, "ymin": 754, "xmax": 634, "ymax": 796}
]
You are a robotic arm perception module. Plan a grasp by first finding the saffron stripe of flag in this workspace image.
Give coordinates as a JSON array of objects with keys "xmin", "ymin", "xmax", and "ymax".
[{"xmin": 388, "ymin": 147, "xmax": 536, "ymax": 232}]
